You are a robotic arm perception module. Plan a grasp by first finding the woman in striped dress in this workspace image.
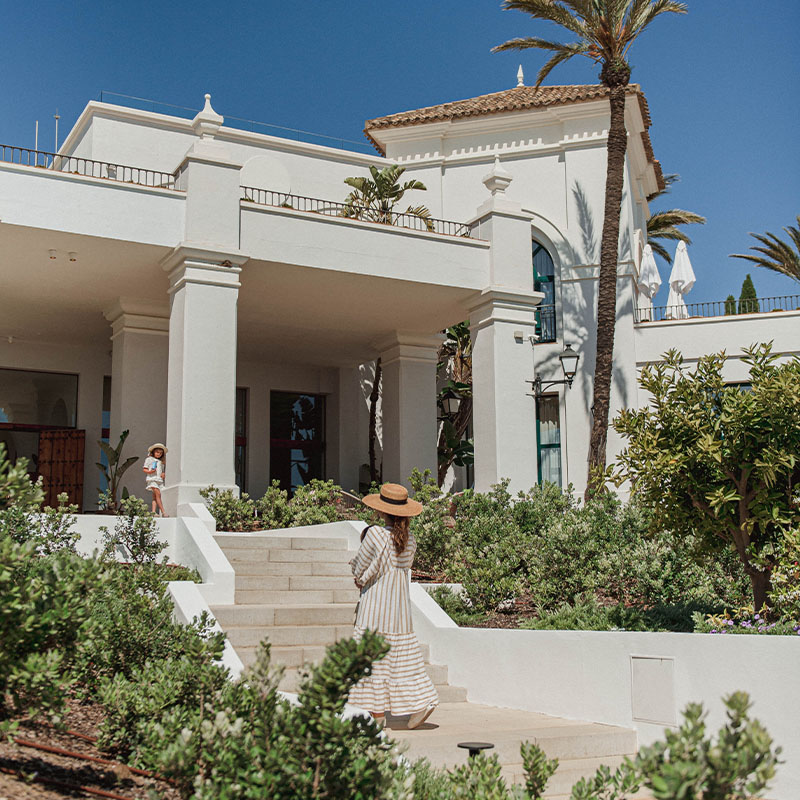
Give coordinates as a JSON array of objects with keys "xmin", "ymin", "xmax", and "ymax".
[{"xmin": 348, "ymin": 483, "xmax": 438, "ymax": 729}]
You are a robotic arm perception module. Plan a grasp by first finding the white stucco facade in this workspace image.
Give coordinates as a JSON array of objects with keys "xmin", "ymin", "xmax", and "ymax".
[{"xmin": 1, "ymin": 87, "xmax": 797, "ymax": 509}]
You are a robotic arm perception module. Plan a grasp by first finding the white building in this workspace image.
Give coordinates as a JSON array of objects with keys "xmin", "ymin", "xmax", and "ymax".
[{"xmin": 1, "ymin": 84, "xmax": 797, "ymax": 511}]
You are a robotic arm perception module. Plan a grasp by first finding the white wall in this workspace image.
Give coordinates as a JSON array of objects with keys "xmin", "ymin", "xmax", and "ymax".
[{"xmin": 412, "ymin": 585, "xmax": 799, "ymax": 800}]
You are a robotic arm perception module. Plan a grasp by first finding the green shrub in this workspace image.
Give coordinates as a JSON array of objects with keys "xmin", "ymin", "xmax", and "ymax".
[
  {"xmin": 694, "ymin": 607, "xmax": 800, "ymax": 636},
  {"xmin": 0, "ymin": 539, "xmax": 110, "ymax": 732},
  {"xmin": 0, "ymin": 443, "xmax": 44, "ymax": 510},
  {"xmin": 634, "ymin": 691, "xmax": 780, "ymax": 799},
  {"xmin": 254, "ymin": 480, "xmax": 292, "ymax": 529},
  {"xmin": 1, "ymin": 489, "xmax": 79, "ymax": 554},
  {"xmin": 289, "ymin": 479, "xmax": 348, "ymax": 526},
  {"xmin": 100, "ymin": 495, "xmax": 166, "ymax": 563},
  {"xmin": 200, "ymin": 485, "xmax": 260, "ymax": 532},
  {"xmin": 143, "ymin": 634, "xmax": 396, "ymax": 799}
]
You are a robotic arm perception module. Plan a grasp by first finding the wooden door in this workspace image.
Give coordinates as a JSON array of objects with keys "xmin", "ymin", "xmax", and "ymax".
[{"xmin": 38, "ymin": 429, "xmax": 85, "ymax": 508}]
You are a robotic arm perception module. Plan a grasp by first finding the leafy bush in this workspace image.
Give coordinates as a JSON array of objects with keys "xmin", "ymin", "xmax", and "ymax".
[
  {"xmin": 0, "ymin": 491, "xmax": 80, "ymax": 554},
  {"xmin": 0, "ymin": 539, "xmax": 110, "ymax": 732},
  {"xmin": 418, "ymin": 481, "xmax": 749, "ymax": 618},
  {"xmin": 0, "ymin": 443, "xmax": 44, "ymax": 510},
  {"xmin": 634, "ymin": 691, "xmax": 780, "ymax": 799},
  {"xmin": 201, "ymin": 479, "xmax": 364, "ymax": 533},
  {"xmin": 100, "ymin": 496, "xmax": 166, "ymax": 563},
  {"xmin": 769, "ymin": 527, "xmax": 800, "ymax": 621}
]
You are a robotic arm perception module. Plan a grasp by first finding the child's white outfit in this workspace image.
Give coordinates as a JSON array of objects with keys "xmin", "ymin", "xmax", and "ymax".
[{"xmin": 144, "ymin": 456, "xmax": 164, "ymax": 492}]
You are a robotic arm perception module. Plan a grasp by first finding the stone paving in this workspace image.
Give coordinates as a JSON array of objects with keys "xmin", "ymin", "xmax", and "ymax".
[{"xmin": 387, "ymin": 701, "xmax": 637, "ymax": 799}]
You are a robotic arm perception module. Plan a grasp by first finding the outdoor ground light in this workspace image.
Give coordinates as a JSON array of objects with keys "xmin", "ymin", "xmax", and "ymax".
[
  {"xmin": 529, "ymin": 343, "xmax": 580, "ymax": 397},
  {"xmin": 440, "ymin": 386, "xmax": 462, "ymax": 416}
]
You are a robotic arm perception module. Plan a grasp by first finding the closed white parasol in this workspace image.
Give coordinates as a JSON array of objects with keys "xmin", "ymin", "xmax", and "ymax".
[
  {"xmin": 665, "ymin": 241, "xmax": 696, "ymax": 319},
  {"xmin": 637, "ymin": 244, "xmax": 662, "ymax": 320}
]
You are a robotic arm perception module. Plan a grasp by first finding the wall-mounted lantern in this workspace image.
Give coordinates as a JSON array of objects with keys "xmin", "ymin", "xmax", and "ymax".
[{"xmin": 529, "ymin": 343, "xmax": 580, "ymax": 397}]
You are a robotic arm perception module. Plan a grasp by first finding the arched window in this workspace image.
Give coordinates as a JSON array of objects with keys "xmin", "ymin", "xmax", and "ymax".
[{"xmin": 532, "ymin": 240, "xmax": 557, "ymax": 342}]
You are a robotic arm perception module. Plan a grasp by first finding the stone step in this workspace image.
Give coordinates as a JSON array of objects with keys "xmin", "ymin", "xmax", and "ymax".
[
  {"xmin": 210, "ymin": 603, "xmax": 357, "ymax": 628},
  {"xmin": 425, "ymin": 662, "xmax": 449, "ymax": 684},
  {"xmin": 226, "ymin": 547, "xmax": 353, "ymax": 564},
  {"xmin": 434, "ymin": 684, "xmax": 468, "ymax": 703},
  {"xmin": 230, "ymin": 560, "xmax": 354, "ymax": 577},
  {"xmin": 226, "ymin": 623, "xmax": 353, "ymax": 648},
  {"xmin": 234, "ymin": 574, "xmax": 357, "ymax": 592},
  {"xmin": 237, "ymin": 644, "xmax": 329, "ymax": 668},
  {"xmin": 234, "ymin": 588, "xmax": 359, "ymax": 605},
  {"xmin": 215, "ymin": 534, "xmax": 350, "ymax": 551}
]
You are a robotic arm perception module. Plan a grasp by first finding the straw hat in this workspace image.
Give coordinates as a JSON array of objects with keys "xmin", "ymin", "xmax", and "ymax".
[
  {"xmin": 362, "ymin": 483, "xmax": 423, "ymax": 517},
  {"xmin": 148, "ymin": 443, "xmax": 168, "ymax": 455}
]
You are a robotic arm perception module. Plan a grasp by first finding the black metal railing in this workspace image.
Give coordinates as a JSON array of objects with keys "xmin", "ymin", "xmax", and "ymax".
[
  {"xmin": 241, "ymin": 187, "xmax": 472, "ymax": 238},
  {"xmin": 0, "ymin": 144, "xmax": 178, "ymax": 190},
  {"xmin": 535, "ymin": 305, "xmax": 557, "ymax": 342},
  {"xmin": 636, "ymin": 294, "xmax": 800, "ymax": 323}
]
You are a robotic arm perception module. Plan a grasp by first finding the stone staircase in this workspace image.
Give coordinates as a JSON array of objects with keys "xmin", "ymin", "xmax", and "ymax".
[
  {"xmin": 209, "ymin": 527, "xmax": 637, "ymax": 797},
  {"xmin": 210, "ymin": 531, "xmax": 467, "ymax": 701}
]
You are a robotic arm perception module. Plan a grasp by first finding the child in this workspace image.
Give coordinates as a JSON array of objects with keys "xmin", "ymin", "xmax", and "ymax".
[{"xmin": 143, "ymin": 443, "xmax": 168, "ymax": 517}]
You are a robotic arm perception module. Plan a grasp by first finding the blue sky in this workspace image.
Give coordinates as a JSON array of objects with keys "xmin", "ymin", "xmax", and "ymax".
[{"xmin": 2, "ymin": 0, "xmax": 797, "ymax": 305}]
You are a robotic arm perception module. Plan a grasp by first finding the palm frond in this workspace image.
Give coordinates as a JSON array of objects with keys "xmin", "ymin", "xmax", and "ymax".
[
  {"xmin": 501, "ymin": 0, "xmax": 589, "ymax": 36},
  {"xmin": 647, "ymin": 238, "xmax": 672, "ymax": 263},
  {"xmin": 730, "ymin": 216, "xmax": 800, "ymax": 282},
  {"xmin": 648, "ymin": 209, "xmax": 706, "ymax": 231},
  {"xmin": 624, "ymin": 0, "xmax": 687, "ymax": 53}
]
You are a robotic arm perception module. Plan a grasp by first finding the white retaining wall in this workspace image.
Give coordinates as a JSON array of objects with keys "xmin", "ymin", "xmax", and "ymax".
[{"xmin": 411, "ymin": 584, "xmax": 799, "ymax": 800}]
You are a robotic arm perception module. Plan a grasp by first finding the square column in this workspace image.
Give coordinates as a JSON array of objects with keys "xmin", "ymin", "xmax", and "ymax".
[
  {"xmin": 104, "ymin": 299, "xmax": 170, "ymax": 499},
  {"xmin": 376, "ymin": 333, "xmax": 443, "ymax": 487},
  {"xmin": 468, "ymin": 288, "xmax": 543, "ymax": 493},
  {"xmin": 160, "ymin": 247, "xmax": 246, "ymax": 512}
]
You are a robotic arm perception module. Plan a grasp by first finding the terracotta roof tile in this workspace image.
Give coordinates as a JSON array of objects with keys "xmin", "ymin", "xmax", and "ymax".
[{"xmin": 364, "ymin": 84, "xmax": 664, "ymax": 193}]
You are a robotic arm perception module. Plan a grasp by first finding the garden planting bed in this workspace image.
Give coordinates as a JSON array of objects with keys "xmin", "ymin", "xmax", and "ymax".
[{"xmin": 0, "ymin": 698, "xmax": 179, "ymax": 800}]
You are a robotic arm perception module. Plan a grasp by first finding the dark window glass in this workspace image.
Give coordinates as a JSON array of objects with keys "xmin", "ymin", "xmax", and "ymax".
[
  {"xmin": 100, "ymin": 376, "xmax": 112, "ymax": 492},
  {"xmin": 533, "ymin": 241, "xmax": 557, "ymax": 343},
  {"xmin": 536, "ymin": 394, "xmax": 561, "ymax": 487},
  {"xmin": 0, "ymin": 368, "xmax": 78, "ymax": 428},
  {"xmin": 235, "ymin": 387, "xmax": 248, "ymax": 492},
  {"xmin": 270, "ymin": 391, "xmax": 326, "ymax": 491}
]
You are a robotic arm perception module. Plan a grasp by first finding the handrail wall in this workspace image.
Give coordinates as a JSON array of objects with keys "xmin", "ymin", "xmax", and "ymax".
[{"xmin": 0, "ymin": 144, "xmax": 178, "ymax": 190}]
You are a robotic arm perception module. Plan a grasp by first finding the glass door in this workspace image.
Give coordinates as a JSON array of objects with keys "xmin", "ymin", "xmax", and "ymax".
[{"xmin": 269, "ymin": 391, "xmax": 326, "ymax": 491}]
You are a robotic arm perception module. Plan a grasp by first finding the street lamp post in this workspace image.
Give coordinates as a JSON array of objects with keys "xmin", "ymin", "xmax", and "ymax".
[{"xmin": 529, "ymin": 343, "xmax": 580, "ymax": 397}]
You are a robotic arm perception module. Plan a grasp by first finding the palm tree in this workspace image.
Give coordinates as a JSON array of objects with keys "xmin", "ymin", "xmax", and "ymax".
[
  {"xmin": 493, "ymin": 0, "xmax": 687, "ymax": 498},
  {"xmin": 730, "ymin": 215, "xmax": 800, "ymax": 283},
  {"xmin": 646, "ymin": 174, "xmax": 705, "ymax": 264},
  {"xmin": 342, "ymin": 164, "xmax": 434, "ymax": 231}
]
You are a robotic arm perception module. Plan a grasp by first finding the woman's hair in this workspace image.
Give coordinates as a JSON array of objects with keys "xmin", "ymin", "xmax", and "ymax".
[{"xmin": 385, "ymin": 513, "xmax": 410, "ymax": 555}]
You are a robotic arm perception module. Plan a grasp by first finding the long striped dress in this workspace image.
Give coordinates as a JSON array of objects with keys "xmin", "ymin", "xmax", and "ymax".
[{"xmin": 348, "ymin": 525, "xmax": 439, "ymax": 715}]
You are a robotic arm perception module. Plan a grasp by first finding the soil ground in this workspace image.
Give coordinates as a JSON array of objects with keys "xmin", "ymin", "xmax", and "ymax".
[{"xmin": 0, "ymin": 698, "xmax": 179, "ymax": 800}]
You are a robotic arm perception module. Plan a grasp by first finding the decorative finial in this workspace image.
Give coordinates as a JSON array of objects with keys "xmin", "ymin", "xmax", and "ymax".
[
  {"xmin": 482, "ymin": 155, "xmax": 513, "ymax": 197},
  {"xmin": 192, "ymin": 92, "xmax": 224, "ymax": 139},
  {"xmin": 516, "ymin": 65, "xmax": 524, "ymax": 88}
]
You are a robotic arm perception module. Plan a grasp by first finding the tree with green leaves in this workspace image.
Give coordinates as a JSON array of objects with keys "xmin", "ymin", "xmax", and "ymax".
[
  {"xmin": 613, "ymin": 344, "xmax": 800, "ymax": 611},
  {"xmin": 342, "ymin": 164, "xmax": 433, "ymax": 231},
  {"xmin": 494, "ymin": 0, "xmax": 688, "ymax": 499},
  {"xmin": 731, "ymin": 214, "xmax": 800, "ymax": 283},
  {"xmin": 724, "ymin": 294, "xmax": 736, "ymax": 315},
  {"xmin": 646, "ymin": 174, "xmax": 706, "ymax": 264},
  {"xmin": 437, "ymin": 322, "xmax": 473, "ymax": 486},
  {"xmin": 738, "ymin": 273, "xmax": 760, "ymax": 314}
]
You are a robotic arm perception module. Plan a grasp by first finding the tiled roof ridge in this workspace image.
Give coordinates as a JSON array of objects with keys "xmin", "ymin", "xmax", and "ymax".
[
  {"xmin": 363, "ymin": 83, "xmax": 664, "ymax": 194},
  {"xmin": 365, "ymin": 83, "xmax": 639, "ymax": 130},
  {"xmin": 364, "ymin": 83, "xmax": 665, "ymax": 189}
]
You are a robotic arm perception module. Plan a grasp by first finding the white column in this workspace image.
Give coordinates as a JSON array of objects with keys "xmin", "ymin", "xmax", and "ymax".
[
  {"xmin": 376, "ymin": 333, "xmax": 442, "ymax": 487},
  {"xmin": 160, "ymin": 248, "xmax": 245, "ymax": 512},
  {"xmin": 104, "ymin": 299, "xmax": 169, "ymax": 499},
  {"xmin": 468, "ymin": 289, "xmax": 542, "ymax": 494}
]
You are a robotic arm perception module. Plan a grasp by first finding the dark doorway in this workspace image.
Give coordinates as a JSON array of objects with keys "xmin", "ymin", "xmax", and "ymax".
[{"xmin": 269, "ymin": 391, "xmax": 326, "ymax": 491}]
